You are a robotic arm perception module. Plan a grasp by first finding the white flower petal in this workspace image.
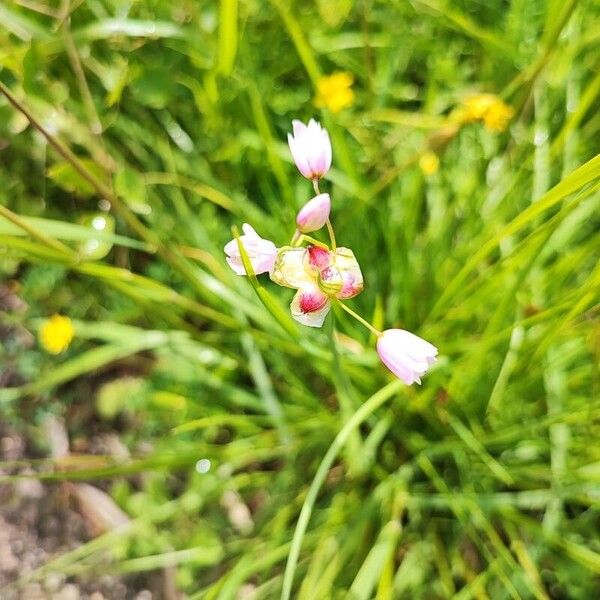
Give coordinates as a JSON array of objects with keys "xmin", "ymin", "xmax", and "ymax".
[
  {"xmin": 290, "ymin": 289, "xmax": 331, "ymax": 328},
  {"xmin": 269, "ymin": 247, "xmax": 313, "ymax": 289},
  {"xmin": 224, "ymin": 227, "xmax": 278, "ymax": 276}
]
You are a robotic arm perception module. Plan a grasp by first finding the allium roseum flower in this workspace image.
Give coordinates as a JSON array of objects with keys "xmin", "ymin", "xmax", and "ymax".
[
  {"xmin": 287, "ymin": 119, "xmax": 332, "ymax": 180},
  {"xmin": 296, "ymin": 193, "xmax": 331, "ymax": 233},
  {"xmin": 224, "ymin": 224, "xmax": 277, "ymax": 275},
  {"xmin": 270, "ymin": 245, "xmax": 363, "ymax": 328},
  {"xmin": 376, "ymin": 329, "xmax": 438, "ymax": 385}
]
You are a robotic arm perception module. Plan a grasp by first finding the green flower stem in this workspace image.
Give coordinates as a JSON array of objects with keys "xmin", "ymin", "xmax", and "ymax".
[
  {"xmin": 336, "ymin": 300, "xmax": 382, "ymax": 337},
  {"xmin": 300, "ymin": 234, "xmax": 329, "ymax": 249},
  {"xmin": 325, "ymin": 218, "xmax": 337, "ymax": 251},
  {"xmin": 290, "ymin": 229, "xmax": 301, "ymax": 246},
  {"xmin": 290, "ymin": 232, "xmax": 329, "ymax": 249}
]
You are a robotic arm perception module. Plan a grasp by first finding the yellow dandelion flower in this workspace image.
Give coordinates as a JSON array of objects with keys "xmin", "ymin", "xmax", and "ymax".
[
  {"xmin": 482, "ymin": 101, "xmax": 514, "ymax": 132},
  {"xmin": 449, "ymin": 105, "xmax": 470, "ymax": 124},
  {"xmin": 39, "ymin": 314, "xmax": 74, "ymax": 354},
  {"xmin": 315, "ymin": 72, "xmax": 355, "ymax": 113},
  {"xmin": 454, "ymin": 93, "xmax": 514, "ymax": 132},
  {"xmin": 419, "ymin": 151, "xmax": 440, "ymax": 176},
  {"xmin": 462, "ymin": 93, "xmax": 498, "ymax": 121}
]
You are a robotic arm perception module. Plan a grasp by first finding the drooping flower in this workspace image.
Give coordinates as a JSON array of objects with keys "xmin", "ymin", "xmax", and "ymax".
[
  {"xmin": 270, "ymin": 245, "xmax": 363, "ymax": 328},
  {"xmin": 376, "ymin": 329, "xmax": 438, "ymax": 385},
  {"xmin": 315, "ymin": 72, "xmax": 355, "ymax": 113},
  {"xmin": 39, "ymin": 314, "xmax": 74, "ymax": 354},
  {"xmin": 287, "ymin": 119, "xmax": 332, "ymax": 180},
  {"xmin": 419, "ymin": 151, "xmax": 440, "ymax": 176},
  {"xmin": 296, "ymin": 193, "xmax": 331, "ymax": 233},
  {"xmin": 224, "ymin": 224, "xmax": 277, "ymax": 275}
]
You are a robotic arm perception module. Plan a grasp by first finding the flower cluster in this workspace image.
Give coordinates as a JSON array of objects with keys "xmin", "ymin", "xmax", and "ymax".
[
  {"xmin": 224, "ymin": 119, "xmax": 437, "ymax": 385},
  {"xmin": 453, "ymin": 93, "xmax": 514, "ymax": 133}
]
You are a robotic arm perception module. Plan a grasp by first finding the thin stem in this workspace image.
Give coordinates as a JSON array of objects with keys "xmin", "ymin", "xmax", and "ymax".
[
  {"xmin": 60, "ymin": 0, "xmax": 105, "ymax": 141},
  {"xmin": 290, "ymin": 231, "xmax": 329, "ymax": 249},
  {"xmin": 336, "ymin": 300, "xmax": 382, "ymax": 337},
  {"xmin": 290, "ymin": 229, "xmax": 301, "ymax": 246},
  {"xmin": 325, "ymin": 218, "xmax": 337, "ymax": 251},
  {"xmin": 0, "ymin": 204, "xmax": 77, "ymax": 258},
  {"xmin": 298, "ymin": 234, "xmax": 328, "ymax": 249},
  {"xmin": 312, "ymin": 178, "xmax": 336, "ymax": 250}
]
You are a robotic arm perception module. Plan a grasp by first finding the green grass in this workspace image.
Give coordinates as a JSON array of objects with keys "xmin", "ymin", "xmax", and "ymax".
[{"xmin": 1, "ymin": 0, "xmax": 599, "ymax": 598}]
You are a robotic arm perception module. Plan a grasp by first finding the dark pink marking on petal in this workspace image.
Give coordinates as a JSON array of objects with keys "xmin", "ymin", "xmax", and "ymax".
[
  {"xmin": 299, "ymin": 289, "xmax": 328, "ymax": 313},
  {"xmin": 307, "ymin": 245, "xmax": 331, "ymax": 270}
]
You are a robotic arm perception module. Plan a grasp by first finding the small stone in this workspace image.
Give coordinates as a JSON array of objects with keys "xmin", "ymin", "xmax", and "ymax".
[
  {"xmin": 0, "ymin": 540, "xmax": 19, "ymax": 571},
  {"xmin": 22, "ymin": 583, "xmax": 45, "ymax": 600},
  {"xmin": 43, "ymin": 571, "xmax": 65, "ymax": 592},
  {"xmin": 16, "ymin": 475, "xmax": 45, "ymax": 499},
  {"xmin": 53, "ymin": 584, "xmax": 80, "ymax": 600}
]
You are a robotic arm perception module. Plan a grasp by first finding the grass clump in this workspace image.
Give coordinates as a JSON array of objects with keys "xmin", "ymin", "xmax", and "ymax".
[{"xmin": 0, "ymin": 0, "xmax": 599, "ymax": 598}]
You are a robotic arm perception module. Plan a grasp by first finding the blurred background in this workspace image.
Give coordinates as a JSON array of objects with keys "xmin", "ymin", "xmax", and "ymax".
[{"xmin": 0, "ymin": 0, "xmax": 599, "ymax": 598}]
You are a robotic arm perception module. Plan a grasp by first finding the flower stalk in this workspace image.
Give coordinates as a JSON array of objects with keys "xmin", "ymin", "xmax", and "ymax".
[{"xmin": 335, "ymin": 300, "xmax": 381, "ymax": 337}]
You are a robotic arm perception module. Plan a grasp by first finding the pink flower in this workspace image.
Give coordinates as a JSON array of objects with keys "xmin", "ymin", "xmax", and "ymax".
[
  {"xmin": 296, "ymin": 193, "xmax": 331, "ymax": 233},
  {"xmin": 290, "ymin": 285, "xmax": 331, "ymax": 328},
  {"xmin": 376, "ymin": 329, "xmax": 438, "ymax": 385},
  {"xmin": 287, "ymin": 119, "xmax": 332, "ymax": 180},
  {"xmin": 224, "ymin": 224, "xmax": 277, "ymax": 276},
  {"xmin": 270, "ymin": 245, "xmax": 363, "ymax": 328},
  {"xmin": 306, "ymin": 245, "xmax": 331, "ymax": 270},
  {"xmin": 329, "ymin": 247, "xmax": 363, "ymax": 299}
]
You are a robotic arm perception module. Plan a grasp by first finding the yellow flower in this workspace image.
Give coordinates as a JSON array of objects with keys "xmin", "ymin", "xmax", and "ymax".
[
  {"xmin": 454, "ymin": 93, "xmax": 514, "ymax": 132},
  {"xmin": 462, "ymin": 93, "xmax": 498, "ymax": 121},
  {"xmin": 482, "ymin": 101, "xmax": 514, "ymax": 132},
  {"xmin": 39, "ymin": 314, "xmax": 74, "ymax": 354},
  {"xmin": 315, "ymin": 72, "xmax": 355, "ymax": 113},
  {"xmin": 419, "ymin": 151, "xmax": 440, "ymax": 176}
]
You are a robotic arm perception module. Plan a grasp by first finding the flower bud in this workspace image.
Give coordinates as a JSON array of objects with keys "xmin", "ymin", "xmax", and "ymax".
[
  {"xmin": 296, "ymin": 193, "xmax": 331, "ymax": 233},
  {"xmin": 287, "ymin": 119, "xmax": 332, "ymax": 180}
]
